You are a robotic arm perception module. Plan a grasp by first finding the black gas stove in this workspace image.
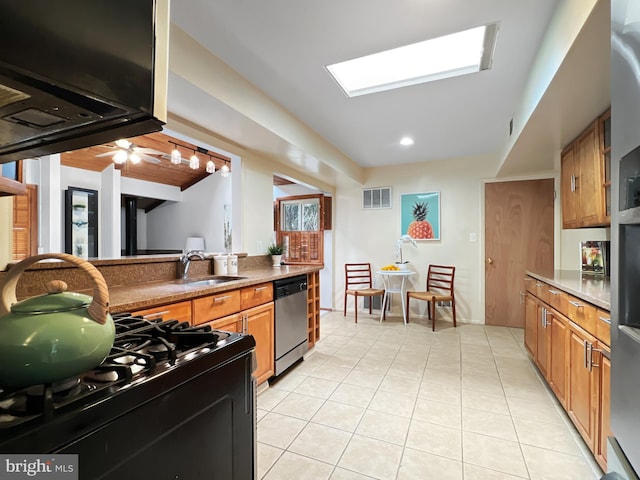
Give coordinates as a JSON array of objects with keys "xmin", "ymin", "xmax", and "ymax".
[{"xmin": 0, "ymin": 313, "xmax": 257, "ymax": 480}]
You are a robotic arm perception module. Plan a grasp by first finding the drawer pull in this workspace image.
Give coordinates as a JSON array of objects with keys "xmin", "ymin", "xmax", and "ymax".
[
  {"xmin": 569, "ymin": 301, "xmax": 584, "ymax": 308},
  {"xmin": 548, "ymin": 290, "xmax": 562, "ymax": 295},
  {"xmin": 142, "ymin": 310, "xmax": 169, "ymax": 319},
  {"xmin": 599, "ymin": 316, "xmax": 611, "ymax": 325},
  {"xmin": 254, "ymin": 287, "xmax": 268, "ymax": 292},
  {"xmin": 535, "ymin": 282, "xmax": 545, "ymax": 287},
  {"xmin": 213, "ymin": 295, "xmax": 232, "ymax": 303}
]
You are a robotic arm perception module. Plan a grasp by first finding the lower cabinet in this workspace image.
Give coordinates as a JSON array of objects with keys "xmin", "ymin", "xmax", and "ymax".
[
  {"xmin": 193, "ymin": 284, "xmax": 275, "ymax": 386},
  {"xmin": 523, "ymin": 276, "xmax": 610, "ymax": 471},
  {"xmin": 245, "ymin": 303, "xmax": 275, "ymax": 384},
  {"xmin": 547, "ymin": 310, "xmax": 568, "ymax": 408},
  {"xmin": 596, "ymin": 345, "xmax": 611, "ymax": 469},
  {"xmin": 567, "ymin": 323, "xmax": 598, "ymax": 451}
]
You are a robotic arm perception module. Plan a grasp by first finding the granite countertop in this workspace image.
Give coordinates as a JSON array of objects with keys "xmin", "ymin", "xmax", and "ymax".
[
  {"xmin": 108, "ymin": 264, "xmax": 320, "ymax": 313},
  {"xmin": 526, "ymin": 270, "xmax": 610, "ymax": 310}
]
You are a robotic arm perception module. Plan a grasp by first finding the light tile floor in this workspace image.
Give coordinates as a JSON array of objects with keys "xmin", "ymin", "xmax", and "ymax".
[{"xmin": 257, "ymin": 311, "xmax": 604, "ymax": 480}]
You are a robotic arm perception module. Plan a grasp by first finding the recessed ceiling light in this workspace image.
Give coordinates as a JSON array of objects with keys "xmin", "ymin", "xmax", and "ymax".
[
  {"xmin": 326, "ymin": 23, "xmax": 499, "ymax": 97},
  {"xmin": 400, "ymin": 137, "xmax": 414, "ymax": 146}
]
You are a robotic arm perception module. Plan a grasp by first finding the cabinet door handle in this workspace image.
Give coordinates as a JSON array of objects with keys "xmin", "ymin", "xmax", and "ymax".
[
  {"xmin": 141, "ymin": 310, "xmax": 169, "ymax": 319},
  {"xmin": 590, "ymin": 344, "xmax": 603, "ymax": 369},
  {"xmin": 520, "ymin": 291, "xmax": 525, "ymax": 304},
  {"xmin": 535, "ymin": 282, "xmax": 545, "ymax": 287},
  {"xmin": 242, "ymin": 314, "xmax": 248, "ymax": 333},
  {"xmin": 569, "ymin": 301, "xmax": 583, "ymax": 308},
  {"xmin": 213, "ymin": 295, "xmax": 232, "ymax": 303},
  {"xmin": 548, "ymin": 290, "xmax": 562, "ymax": 295},
  {"xmin": 599, "ymin": 316, "xmax": 611, "ymax": 325},
  {"xmin": 583, "ymin": 340, "xmax": 589, "ymax": 369},
  {"xmin": 570, "ymin": 174, "xmax": 575, "ymax": 192}
]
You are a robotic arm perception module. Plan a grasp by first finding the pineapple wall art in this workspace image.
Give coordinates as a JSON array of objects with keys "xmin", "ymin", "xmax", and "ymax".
[{"xmin": 400, "ymin": 192, "xmax": 440, "ymax": 240}]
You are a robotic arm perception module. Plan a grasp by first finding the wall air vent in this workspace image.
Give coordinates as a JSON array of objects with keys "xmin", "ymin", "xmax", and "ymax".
[{"xmin": 362, "ymin": 187, "xmax": 391, "ymax": 209}]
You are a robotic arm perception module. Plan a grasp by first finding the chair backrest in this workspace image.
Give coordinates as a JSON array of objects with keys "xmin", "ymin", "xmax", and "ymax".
[
  {"xmin": 345, "ymin": 263, "xmax": 374, "ymax": 289},
  {"xmin": 426, "ymin": 265, "xmax": 455, "ymax": 297}
]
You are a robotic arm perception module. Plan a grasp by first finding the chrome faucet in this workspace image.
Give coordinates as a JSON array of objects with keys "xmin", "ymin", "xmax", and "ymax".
[{"xmin": 178, "ymin": 250, "xmax": 206, "ymax": 280}]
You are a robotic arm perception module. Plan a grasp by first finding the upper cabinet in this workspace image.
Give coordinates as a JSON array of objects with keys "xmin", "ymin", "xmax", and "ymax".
[{"xmin": 561, "ymin": 109, "xmax": 611, "ymax": 229}]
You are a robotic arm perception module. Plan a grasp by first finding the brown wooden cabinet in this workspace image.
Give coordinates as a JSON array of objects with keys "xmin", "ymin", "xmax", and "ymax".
[
  {"xmin": 524, "ymin": 275, "xmax": 610, "ymax": 471},
  {"xmin": 132, "ymin": 300, "xmax": 193, "ymax": 324},
  {"xmin": 596, "ymin": 344, "xmax": 611, "ymax": 470},
  {"xmin": 561, "ymin": 109, "xmax": 611, "ymax": 229},
  {"xmin": 192, "ymin": 283, "xmax": 275, "ymax": 385},
  {"xmin": 524, "ymin": 293, "xmax": 538, "ymax": 357},
  {"xmin": 547, "ymin": 309, "xmax": 569, "ymax": 408},
  {"xmin": 307, "ymin": 271, "xmax": 320, "ymax": 347},
  {"xmin": 245, "ymin": 303, "xmax": 274, "ymax": 384},
  {"xmin": 567, "ymin": 322, "xmax": 598, "ymax": 451},
  {"xmin": 202, "ymin": 313, "xmax": 243, "ymax": 333}
]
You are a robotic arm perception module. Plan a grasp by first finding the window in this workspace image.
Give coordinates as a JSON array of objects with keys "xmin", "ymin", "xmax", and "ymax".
[{"xmin": 326, "ymin": 23, "xmax": 499, "ymax": 97}]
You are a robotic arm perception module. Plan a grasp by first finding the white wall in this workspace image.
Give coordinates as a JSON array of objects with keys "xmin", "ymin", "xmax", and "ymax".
[
  {"xmin": 334, "ymin": 154, "xmax": 499, "ymax": 323},
  {"xmin": 145, "ymin": 171, "xmax": 232, "ymax": 252}
]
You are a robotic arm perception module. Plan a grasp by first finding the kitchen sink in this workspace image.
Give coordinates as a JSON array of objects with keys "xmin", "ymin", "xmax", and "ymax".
[{"xmin": 174, "ymin": 275, "xmax": 247, "ymax": 286}]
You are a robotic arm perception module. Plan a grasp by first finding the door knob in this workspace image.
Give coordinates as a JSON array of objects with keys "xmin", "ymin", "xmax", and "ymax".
[{"xmin": 486, "ymin": 258, "xmax": 493, "ymax": 264}]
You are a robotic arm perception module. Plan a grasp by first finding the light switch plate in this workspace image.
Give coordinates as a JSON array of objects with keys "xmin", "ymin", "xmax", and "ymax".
[{"xmin": 469, "ymin": 232, "xmax": 477, "ymax": 243}]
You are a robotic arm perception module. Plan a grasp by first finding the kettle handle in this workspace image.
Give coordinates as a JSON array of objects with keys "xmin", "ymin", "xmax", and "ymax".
[{"xmin": 0, "ymin": 253, "xmax": 110, "ymax": 325}]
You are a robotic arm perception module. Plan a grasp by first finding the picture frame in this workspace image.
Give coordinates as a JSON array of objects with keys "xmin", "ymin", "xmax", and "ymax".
[
  {"xmin": 65, "ymin": 187, "xmax": 98, "ymax": 258},
  {"xmin": 400, "ymin": 191, "xmax": 440, "ymax": 240}
]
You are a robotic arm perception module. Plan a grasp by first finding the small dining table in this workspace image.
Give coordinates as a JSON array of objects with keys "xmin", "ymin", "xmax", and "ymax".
[{"xmin": 376, "ymin": 269, "xmax": 416, "ymax": 324}]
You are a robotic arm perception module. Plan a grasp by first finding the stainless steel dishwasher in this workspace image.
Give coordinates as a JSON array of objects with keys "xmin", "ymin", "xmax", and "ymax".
[{"xmin": 273, "ymin": 275, "xmax": 309, "ymax": 376}]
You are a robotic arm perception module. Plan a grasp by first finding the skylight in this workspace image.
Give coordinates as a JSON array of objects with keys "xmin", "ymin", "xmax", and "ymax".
[{"xmin": 326, "ymin": 23, "xmax": 499, "ymax": 97}]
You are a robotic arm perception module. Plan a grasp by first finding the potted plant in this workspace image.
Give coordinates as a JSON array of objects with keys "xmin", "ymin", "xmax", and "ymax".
[{"xmin": 267, "ymin": 242, "xmax": 284, "ymax": 267}]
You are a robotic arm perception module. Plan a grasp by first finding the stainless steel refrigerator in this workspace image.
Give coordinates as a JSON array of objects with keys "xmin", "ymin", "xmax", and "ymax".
[{"xmin": 610, "ymin": 0, "xmax": 640, "ymax": 477}]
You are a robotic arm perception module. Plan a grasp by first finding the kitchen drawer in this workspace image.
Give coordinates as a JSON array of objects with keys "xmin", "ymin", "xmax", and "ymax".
[
  {"xmin": 240, "ymin": 282, "xmax": 273, "ymax": 310},
  {"xmin": 201, "ymin": 313, "xmax": 243, "ymax": 333},
  {"xmin": 131, "ymin": 300, "xmax": 192, "ymax": 324},
  {"xmin": 534, "ymin": 280, "xmax": 550, "ymax": 304},
  {"xmin": 567, "ymin": 295, "xmax": 597, "ymax": 334},
  {"xmin": 596, "ymin": 309, "xmax": 611, "ymax": 347},
  {"xmin": 524, "ymin": 276, "xmax": 536, "ymax": 294},
  {"xmin": 547, "ymin": 288, "xmax": 569, "ymax": 317},
  {"xmin": 193, "ymin": 290, "xmax": 241, "ymax": 325}
]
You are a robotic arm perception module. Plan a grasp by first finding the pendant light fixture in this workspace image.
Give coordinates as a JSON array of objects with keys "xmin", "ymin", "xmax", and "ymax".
[
  {"xmin": 206, "ymin": 160, "xmax": 215, "ymax": 173},
  {"xmin": 189, "ymin": 152, "xmax": 199, "ymax": 169},
  {"xmin": 220, "ymin": 163, "xmax": 230, "ymax": 177},
  {"xmin": 170, "ymin": 143, "xmax": 182, "ymax": 164}
]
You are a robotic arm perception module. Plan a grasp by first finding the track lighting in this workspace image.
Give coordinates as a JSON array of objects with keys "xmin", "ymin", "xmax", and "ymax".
[{"xmin": 206, "ymin": 160, "xmax": 215, "ymax": 173}]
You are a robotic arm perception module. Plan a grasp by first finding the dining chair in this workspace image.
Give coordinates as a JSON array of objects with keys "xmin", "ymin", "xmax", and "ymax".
[
  {"xmin": 344, "ymin": 263, "xmax": 386, "ymax": 323},
  {"xmin": 406, "ymin": 265, "xmax": 456, "ymax": 331}
]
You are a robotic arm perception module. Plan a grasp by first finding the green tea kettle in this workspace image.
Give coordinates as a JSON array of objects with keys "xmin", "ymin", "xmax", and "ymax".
[{"xmin": 0, "ymin": 253, "xmax": 115, "ymax": 387}]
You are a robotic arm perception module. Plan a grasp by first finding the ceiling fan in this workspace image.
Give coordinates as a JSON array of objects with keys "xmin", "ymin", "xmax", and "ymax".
[{"xmin": 95, "ymin": 139, "xmax": 164, "ymax": 165}]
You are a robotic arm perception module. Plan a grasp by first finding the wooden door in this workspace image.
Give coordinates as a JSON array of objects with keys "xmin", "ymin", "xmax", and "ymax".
[
  {"xmin": 548, "ymin": 310, "xmax": 569, "ymax": 408},
  {"xmin": 485, "ymin": 180, "xmax": 554, "ymax": 326},
  {"xmin": 567, "ymin": 324, "xmax": 597, "ymax": 450},
  {"xmin": 245, "ymin": 303, "xmax": 274, "ymax": 384}
]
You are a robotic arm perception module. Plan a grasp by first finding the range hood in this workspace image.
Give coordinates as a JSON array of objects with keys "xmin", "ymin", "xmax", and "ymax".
[{"xmin": 0, "ymin": 0, "xmax": 169, "ymax": 164}]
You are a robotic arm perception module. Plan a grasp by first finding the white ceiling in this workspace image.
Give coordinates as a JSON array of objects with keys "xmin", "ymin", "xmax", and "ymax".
[{"xmin": 167, "ymin": 0, "xmax": 608, "ymax": 180}]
